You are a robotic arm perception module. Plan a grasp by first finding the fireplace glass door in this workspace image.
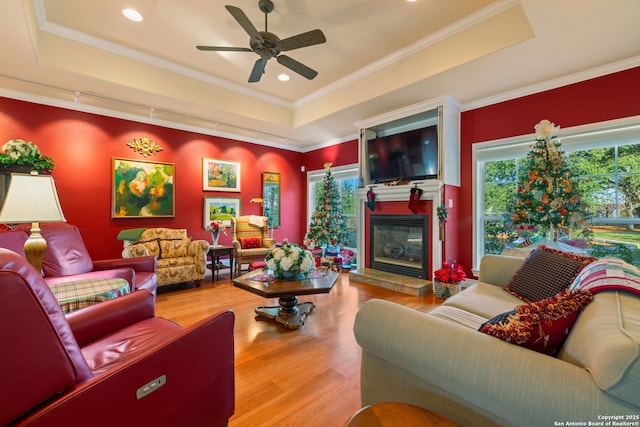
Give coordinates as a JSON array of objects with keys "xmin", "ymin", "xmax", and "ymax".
[{"xmin": 369, "ymin": 214, "xmax": 428, "ymax": 279}]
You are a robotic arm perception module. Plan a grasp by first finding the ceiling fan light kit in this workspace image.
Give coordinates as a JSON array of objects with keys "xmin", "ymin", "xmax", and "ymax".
[{"xmin": 196, "ymin": 0, "xmax": 326, "ymax": 83}]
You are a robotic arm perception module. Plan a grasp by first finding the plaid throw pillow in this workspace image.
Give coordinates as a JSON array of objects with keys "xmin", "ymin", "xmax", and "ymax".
[{"xmin": 504, "ymin": 245, "xmax": 595, "ymax": 302}]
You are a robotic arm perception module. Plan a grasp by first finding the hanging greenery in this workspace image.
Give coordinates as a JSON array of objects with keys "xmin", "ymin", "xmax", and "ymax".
[{"xmin": 0, "ymin": 139, "xmax": 55, "ymax": 172}]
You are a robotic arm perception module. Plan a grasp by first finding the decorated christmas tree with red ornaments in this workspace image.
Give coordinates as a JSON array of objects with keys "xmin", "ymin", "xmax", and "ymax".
[
  {"xmin": 307, "ymin": 163, "xmax": 347, "ymax": 247},
  {"xmin": 509, "ymin": 119, "xmax": 587, "ymax": 239}
]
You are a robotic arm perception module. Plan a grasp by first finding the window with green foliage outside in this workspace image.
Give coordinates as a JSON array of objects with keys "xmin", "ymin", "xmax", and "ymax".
[{"xmin": 477, "ymin": 123, "xmax": 640, "ymax": 268}]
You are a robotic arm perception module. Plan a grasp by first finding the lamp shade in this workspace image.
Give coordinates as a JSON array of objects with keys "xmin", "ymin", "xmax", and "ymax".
[{"xmin": 0, "ymin": 173, "xmax": 66, "ymax": 223}]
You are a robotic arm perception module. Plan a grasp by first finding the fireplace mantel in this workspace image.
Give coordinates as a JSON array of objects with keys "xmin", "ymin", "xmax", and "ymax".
[
  {"xmin": 353, "ymin": 95, "xmax": 460, "ymax": 282},
  {"xmin": 355, "ymin": 181, "xmax": 443, "ymax": 280}
]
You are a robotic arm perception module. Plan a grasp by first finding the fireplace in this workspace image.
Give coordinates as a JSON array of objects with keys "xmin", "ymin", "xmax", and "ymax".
[{"xmin": 369, "ymin": 214, "xmax": 428, "ymax": 279}]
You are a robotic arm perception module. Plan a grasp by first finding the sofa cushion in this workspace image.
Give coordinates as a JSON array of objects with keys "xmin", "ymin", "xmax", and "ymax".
[
  {"xmin": 442, "ymin": 282, "xmax": 523, "ymax": 319},
  {"xmin": 37, "ymin": 223, "xmax": 95, "ymax": 276},
  {"xmin": 239, "ymin": 237, "xmax": 262, "ymax": 249},
  {"xmin": 429, "ymin": 305, "xmax": 488, "ymax": 330},
  {"xmin": 157, "ymin": 256, "xmax": 194, "ymax": 269},
  {"xmin": 558, "ymin": 290, "xmax": 640, "ymax": 407},
  {"xmin": 142, "ymin": 239, "xmax": 161, "ymax": 257},
  {"xmin": 0, "ymin": 228, "xmax": 28, "ymax": 257},
  {"xmin": 160, "ymin": 239, "xmax": 190, "ymax": 258},
  {"xmin": 504, "ymin": 245, "xmax": 595, "ymax": 302},
  {"xmin": 139, "ymin": 228, "xmax": 188, "ymax": 241},
  {"xmin": 479, "ymin": 289, "xmax": 593, "ymax": 356}
]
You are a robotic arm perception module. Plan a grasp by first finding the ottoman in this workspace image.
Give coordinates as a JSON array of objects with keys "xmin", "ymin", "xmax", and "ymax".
[{"xmin": 248, "ymin": 261, "xmax": 266, "ymax": 272}]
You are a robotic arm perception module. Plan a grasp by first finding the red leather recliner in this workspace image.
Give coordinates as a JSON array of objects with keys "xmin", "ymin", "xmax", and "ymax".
[
  {"xmin": 0, "ymin": 249, "xmax": 235, "ymax": 426},
  {"xmin": 4, "ymin": 223, "xmax": 158, "ymax": 296}
]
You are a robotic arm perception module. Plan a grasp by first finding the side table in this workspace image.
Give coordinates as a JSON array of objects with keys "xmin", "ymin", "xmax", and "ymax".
[
  {"xmin": 344, "ymin": 402, "xmax": 456, "ymax": 427},
  {"xmin": 208, "ymin": 245, "xmax": 234, "ymax": 281}
]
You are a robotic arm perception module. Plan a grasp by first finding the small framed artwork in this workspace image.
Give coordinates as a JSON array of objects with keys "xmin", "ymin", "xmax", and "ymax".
[
  {"xmin": 262, "ymin": 171, "xmax": 280, "ymax": 228},
  {"xmin": 203, "ymin": 158, "xmax": 241, "ymax": 192},
  {"xmin": 112, "ymin": 157, "xmax": 175, "ymax": 218},
  {"xmin": 203, "ymin": 197, "xmax": 241, "ymax": 228}
]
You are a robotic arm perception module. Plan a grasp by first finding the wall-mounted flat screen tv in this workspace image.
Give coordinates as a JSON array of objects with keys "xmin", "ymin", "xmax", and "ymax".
[{"xmin": 364, "ymin": 124, "xmax": 439, "ymax": 184}]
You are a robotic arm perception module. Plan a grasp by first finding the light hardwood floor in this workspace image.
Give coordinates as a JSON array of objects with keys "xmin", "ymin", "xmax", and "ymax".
[{"xmin": 155, "ymin": 268, "xmax": 440, "ymax": 427}]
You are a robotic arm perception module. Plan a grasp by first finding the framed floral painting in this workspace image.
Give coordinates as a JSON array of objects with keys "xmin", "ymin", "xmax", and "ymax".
[
  {"xmin": 112, "ymin": 157, "xmax": 175, "ymax": 218},
  {"xmin": 203, "ymin": 158, "xmax": 241, "ymax": 192},
  {"xmin": 203, "ymin": 197, "xmax": 241, "ymax": 228}
]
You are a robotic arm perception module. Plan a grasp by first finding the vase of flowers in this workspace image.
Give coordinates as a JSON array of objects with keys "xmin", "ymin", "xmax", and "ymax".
[
  {"xmin": 206, "ymin": 220, "xmax": 227, "ymax": 247},
  {"xmin": 265, "ymin": 242, "xmax": 315, "ymax": 280},
  {"xmin": 433, "ymin": 260, "xmax": 466, "ymax": 298}
]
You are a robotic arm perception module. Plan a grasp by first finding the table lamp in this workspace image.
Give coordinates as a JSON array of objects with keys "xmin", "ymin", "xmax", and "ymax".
[{"xmin": 0, "ymin": 173, "xmax": 67, "ymax": 273}]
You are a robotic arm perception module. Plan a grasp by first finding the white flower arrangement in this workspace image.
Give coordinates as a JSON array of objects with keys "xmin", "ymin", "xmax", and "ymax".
[
  {"xmin": 0, "ymin": 139, "xmax": 55, "ymax": 171},
  {"xmin": 3, "ymin": 139, "xmax": 42, "ymax": 160},
  {"xmin": 265, "ymin": 242, "xmax": 315, "ymax": 279}
]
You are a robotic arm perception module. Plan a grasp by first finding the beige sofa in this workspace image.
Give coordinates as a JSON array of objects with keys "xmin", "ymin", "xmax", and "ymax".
[
  {"xmin": 354, "ymin": 254, "xmax": 640, "ymax": 427},
  {"xmin": 121, "ymin": 228, "xmax": 209, "ymax": 288}
]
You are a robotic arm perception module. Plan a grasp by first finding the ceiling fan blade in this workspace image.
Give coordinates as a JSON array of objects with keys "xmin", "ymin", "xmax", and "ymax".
[
  {"xmin": 249, "ymin": 58, "xmax": 268, "ymax": 82},
  {"xmin": 277, "ymin": 55, "xmax": 318, "ymax": 80},
  {"xmin": 196, "ymin": 46, "xmax": 253, "ymax": 52},
  {"xmin": 225, "ymin": 5, "xmax": 264, "ymax": 43},
  {"xmin": 278, "ymin": 29, "xmax": 326, "ymax": 51}
]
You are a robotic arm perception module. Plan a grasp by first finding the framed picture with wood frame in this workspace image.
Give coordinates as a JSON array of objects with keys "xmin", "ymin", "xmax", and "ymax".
[
  {"xmin": 203, "ymin": 196, "xmax": 241, "ymax": 228},
  {"xmin": 262, "ymin": 171, "xmax": 280, "ymax": 228},
  {"xmin": 203, "ymin": 158, "xmax": 241, "ymax": 192},
  {"xmin": 112, "ymin": 157, "xmax": 175, "ymax": 218}
]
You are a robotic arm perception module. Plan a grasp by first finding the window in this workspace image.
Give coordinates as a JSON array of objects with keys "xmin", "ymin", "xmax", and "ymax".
[
  {"xmin": 307, "ymin": 164, "xmax": 359, "ymax": 249},
  {"xmin": 474, "ymin": 118, "xmax": 640, "ymax": 269}
]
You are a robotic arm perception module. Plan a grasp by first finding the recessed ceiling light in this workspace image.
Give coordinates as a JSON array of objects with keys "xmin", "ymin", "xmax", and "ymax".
[
  {"xmin": 122, "ymin": 8, "xmax": 143, "ymax": 22},
  {"xmin": 278, "ymin": 74, "xmax": 290, "ymax": 81}
]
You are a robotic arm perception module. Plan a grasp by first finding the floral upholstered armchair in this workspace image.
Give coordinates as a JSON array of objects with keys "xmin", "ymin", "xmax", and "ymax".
[
  {"xmin": 121, "ymin": 228, "xmax": 209, "ymax": 287},
  {"xmin": 232, "ymin": 216, "xmax": 275, "ymax": 276}
]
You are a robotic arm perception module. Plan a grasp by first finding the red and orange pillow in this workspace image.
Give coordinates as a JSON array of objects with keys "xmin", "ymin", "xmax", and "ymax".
[
  {"xmin": 479, "ymin": 288, "xmax": 593, "ymax": 356},
  {"xmin": 238, "ymin": 237, "xmax": 262, "ymax": 249}
]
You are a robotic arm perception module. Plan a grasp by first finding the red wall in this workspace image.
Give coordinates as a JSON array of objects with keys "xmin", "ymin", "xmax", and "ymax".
[
  {"xmin": 3, "ymin": 65, "xmax": 639, "ymax": 269},
  {"xmin": 0, "ymin": 98, "xmax": 303, "ymax": 259}
]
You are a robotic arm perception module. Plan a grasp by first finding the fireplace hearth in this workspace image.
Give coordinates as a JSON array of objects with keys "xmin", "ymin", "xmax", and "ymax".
[{"xmin": 369, "ymin": 214, "xmax": 428, "ymax": 279}]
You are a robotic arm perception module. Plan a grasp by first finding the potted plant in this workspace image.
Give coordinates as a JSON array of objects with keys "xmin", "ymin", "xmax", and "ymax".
[
  {"xmin": 0, "ymin": 139, "xmax": 55, "ymax": 173},
  {"xmin": 433, "ymin": 261, "xmax": 466, "ymax": 298}
]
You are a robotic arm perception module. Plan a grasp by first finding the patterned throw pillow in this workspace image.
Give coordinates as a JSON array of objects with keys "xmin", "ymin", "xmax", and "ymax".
[
  {"xmin": 479, "ymin": 289, "xmax": 593, "ymax": 356},
  {"xmin": 239, "ymin": 237, "xmax": 262, "ymax": 249},
  {"xmin": 160, "ymin": 239, "xmax": 190, "ymax": 258},
  {"xmin": 504, "ymin": 245, "xmax": 595, "ymax": 302},
  {"xmin": 570, "ymin": 257, "xmax": 640, "ymax": 296},
  {"xmin": 139, "ymin": 239, "xmax": 161, "ymax": 257}
]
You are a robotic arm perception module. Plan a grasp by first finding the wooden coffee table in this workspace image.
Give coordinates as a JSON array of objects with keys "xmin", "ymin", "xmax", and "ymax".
[{"xmin": 232, "ymin": 269, "xmax": 339, "ymax": 329}]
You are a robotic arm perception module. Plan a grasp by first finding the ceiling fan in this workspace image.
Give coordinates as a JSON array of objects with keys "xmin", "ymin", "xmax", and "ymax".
[{"xmin": 196, "ymin": 0, "xmax": 326, "ymax": 83}]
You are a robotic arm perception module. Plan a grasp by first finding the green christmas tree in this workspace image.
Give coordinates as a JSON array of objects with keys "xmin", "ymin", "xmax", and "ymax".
[
  {"xmin": 509, "ymin": 120, "xmax": 587, "ymax": 239},
  {"xmin": 307, "ymin": 163, "xmax": 347, "ymax": 246}
]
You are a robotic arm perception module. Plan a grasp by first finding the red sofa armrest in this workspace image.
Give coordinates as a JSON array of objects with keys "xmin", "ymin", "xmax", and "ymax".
[
  {"xmin": 67, "ymin": 290, "xmax": 156, "ymax": 346},
  {"xmin": 93, "ymin": 256, "xmax": 157, "ymax": 273},
  {"xmin": 44, "ymin": 268, "xmax": 135, "ymax": 287},
  {"xmin": 15, "ymin": 310, "xmax": 235, "ymax": 427}
]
